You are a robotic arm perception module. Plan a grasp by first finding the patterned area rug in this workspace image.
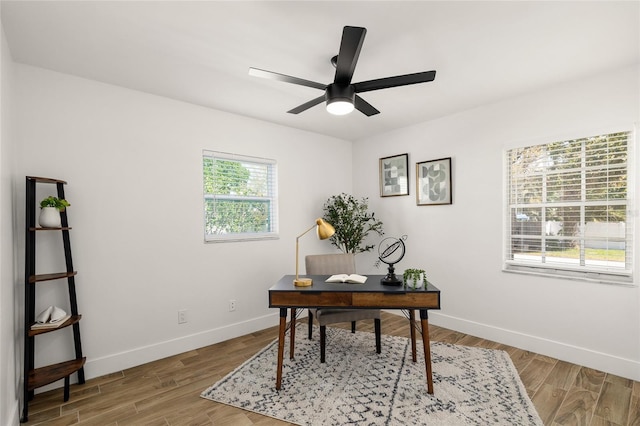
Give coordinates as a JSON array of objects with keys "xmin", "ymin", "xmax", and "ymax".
[{"xmin": 201, "ymin": 325, "xmax": 543, "ymax": 425}]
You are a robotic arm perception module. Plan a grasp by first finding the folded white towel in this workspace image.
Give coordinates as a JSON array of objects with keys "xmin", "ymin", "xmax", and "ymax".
[
  {"xmin": 50, "ymin": 306, "xmax": 67, "ymax": 322},
  {"xmin": 35, "ymin": 306, "xmax": 68, "ymax": 323},
  {"xmin": 35, "ymin": 306, "xmax": 52, "ymax": 323}
]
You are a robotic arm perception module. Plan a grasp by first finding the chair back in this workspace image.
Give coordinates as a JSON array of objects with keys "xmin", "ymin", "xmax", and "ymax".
[{"xmin": 305, "ymin": 253, "xmax": 356, "ymax": 275}]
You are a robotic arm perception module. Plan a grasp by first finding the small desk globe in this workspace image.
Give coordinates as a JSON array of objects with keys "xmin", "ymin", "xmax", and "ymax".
[{"xmin": 378, "ymin": 235, "xmax": 406, "ymax": 286}]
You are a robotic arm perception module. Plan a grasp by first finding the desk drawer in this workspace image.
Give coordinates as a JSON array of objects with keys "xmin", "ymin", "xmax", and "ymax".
[
  {"xmin": 353, "ymin": 292, "xmax": 440, "ymax": 308},
  {"xmin": 270, "ymin": 292, "xmax": 353, "ymax": 307}
]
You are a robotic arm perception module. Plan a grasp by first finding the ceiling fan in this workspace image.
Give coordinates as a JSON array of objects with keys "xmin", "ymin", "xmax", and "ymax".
[{"xmin": 249, "ymin": 26, "xmax": 436, "ymax": 116}]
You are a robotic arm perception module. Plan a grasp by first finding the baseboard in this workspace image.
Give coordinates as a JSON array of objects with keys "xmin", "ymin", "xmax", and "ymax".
[
  {"xmin": 420, "ymin": 311, "xmax": 640, "ymax": 381},
  {"xmin": 83, "ymin": 313, "xmax": 280, "ymax": 382},
  {"xmin": 42, "ymin": 309, "xmax": 639, "ymax": 393}
]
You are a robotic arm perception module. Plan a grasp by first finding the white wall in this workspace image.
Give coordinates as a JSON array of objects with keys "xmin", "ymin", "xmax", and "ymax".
[
  {"xmin": 1, "ymin": 17, "xmax": 20, "ymax": 426},
  {"xmin": 353, "ymin": 64, "xmax": 640, "ymax": 380},
  {"xmin": 11, "ymin": 64, "xmax": 353, "ymax": 392}
]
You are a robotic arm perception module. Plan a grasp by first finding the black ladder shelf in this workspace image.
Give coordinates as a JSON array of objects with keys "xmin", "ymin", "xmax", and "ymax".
[{"xmin": 21, "ymin": 176, "xmax": 85, "ymax": 423}]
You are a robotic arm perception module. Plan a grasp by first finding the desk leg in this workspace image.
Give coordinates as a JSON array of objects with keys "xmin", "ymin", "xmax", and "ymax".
[
  {"xmin": 409, "ymin": 309, "xmax": 417, "ymax": 362},
  {"xmin": 289, "ymin": 308, "xmax": 296, "ymax": 360},
  {"xmin": 420, "ymin": 309, "xmax": 434, "ymax": 394},
  {"xmin": 276, "ymin": 308, "xmax": 287, "ymax": 390}
]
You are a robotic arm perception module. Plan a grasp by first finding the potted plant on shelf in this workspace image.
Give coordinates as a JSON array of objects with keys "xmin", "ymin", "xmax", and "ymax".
[
  {"xmin": 403, "ymin": 268, "xmax": 426, "ymax": 289},
  {"xmin": 39, "ymin": 196, "xmax": 70, "ymax": 228},
  {"xmin": 322, "ymin": 193, "xmax": 384, "ymax": 254}
]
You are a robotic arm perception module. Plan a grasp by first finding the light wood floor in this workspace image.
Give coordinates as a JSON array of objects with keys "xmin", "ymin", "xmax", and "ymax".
[{"xmin": 23, "ymin": 312, "xmax": 640, "ymax": 425}]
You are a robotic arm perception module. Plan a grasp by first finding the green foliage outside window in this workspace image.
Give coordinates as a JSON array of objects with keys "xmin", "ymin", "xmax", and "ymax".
[
  {"xmin": 511, "ymin": 133, "xmax": 627, "ymax": 224},
  {"xmin": 507, "ymin": 131, "xmax": 630, "ymax": 275},
  {"xmin": 203, "ymin": 155, "xmax": 276, "ymax": 239}
]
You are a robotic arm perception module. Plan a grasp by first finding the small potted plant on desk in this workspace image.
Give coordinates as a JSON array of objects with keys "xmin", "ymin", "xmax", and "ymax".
[
  {"xmin": 403, "ymin": 268, "xmax": 426, "ymax": 290},
  {"xmin": 39, "ymin": 196, "xmax": 70, "ymax": 228}
]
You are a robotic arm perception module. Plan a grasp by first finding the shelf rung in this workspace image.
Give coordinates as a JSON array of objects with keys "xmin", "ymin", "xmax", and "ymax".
[
  {"xmin": 28, "ymin": 315, "xmax": 82, "ymax": 337},
  {"xmin": 27, "ymin": 358, "xmax": 86, "ymax": 391},
  {"xmin": 29, "ymin": 272, "xmax": 77, "ymax": 283},
  {"xmin": 26, "ymin": 176, "xmax": 67, "ymax": 185}
]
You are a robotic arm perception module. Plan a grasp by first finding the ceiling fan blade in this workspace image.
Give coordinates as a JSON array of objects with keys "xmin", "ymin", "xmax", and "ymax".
[
  {"xmin": 249, "ymin": 67, "xmax": 326, "ymax": 91},
  {"xmin": 354, "ymin": 95, "xmax": 380, "ymax": 116},
  {"xmin": 334, "ymin": 26, "xmax": 366, "ymax": 85},
  {"xmin": 354, "ymin": 70, "xmax": 436, "ymax": 93},
  {"xmin": 287, "ymin": 95, "xmax": 326, "ymax": 114}
]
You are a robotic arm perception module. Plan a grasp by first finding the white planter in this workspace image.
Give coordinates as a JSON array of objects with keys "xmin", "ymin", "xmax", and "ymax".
[{"xmin": 39, "ymin": 207, "xmax": 61, "ymax": 228}]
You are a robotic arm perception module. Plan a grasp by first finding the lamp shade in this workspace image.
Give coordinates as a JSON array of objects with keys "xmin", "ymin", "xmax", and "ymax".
[{"xmin": 316, "ymin": 218, "xmax": 335, "ymax": 240}]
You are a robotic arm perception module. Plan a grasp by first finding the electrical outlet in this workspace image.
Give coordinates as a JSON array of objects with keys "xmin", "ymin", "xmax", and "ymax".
[
  {"xmin": 229, "ymin": 299, "xmax": 236, "ymax": 312},
  {"xmin": 178, "ymin": 310, "xmax": 187, "ymax": 324}
]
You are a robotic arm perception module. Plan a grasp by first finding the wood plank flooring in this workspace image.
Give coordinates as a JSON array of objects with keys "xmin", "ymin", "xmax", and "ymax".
[{"xmin": 22, "ymin": 312, "xmax": 640, "ymax": 425}]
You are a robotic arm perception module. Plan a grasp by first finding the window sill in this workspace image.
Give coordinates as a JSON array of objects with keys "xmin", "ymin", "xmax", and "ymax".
[
  {"xmin": 205, "ymin": 234, "xmax": 279, "ymax": 243},
  {"xmin": 502, "ymin": 264, "xmax": 635, "ymax": 287}
]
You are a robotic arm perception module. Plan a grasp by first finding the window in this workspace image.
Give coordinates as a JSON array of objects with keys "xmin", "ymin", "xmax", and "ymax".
[
  {"xmin": 504, "ymin": 130, "xmax": 634, "ymax": 284},
  {"xmin": 203, "ymin": 150, "xmax": 278, "ymax": 242}
]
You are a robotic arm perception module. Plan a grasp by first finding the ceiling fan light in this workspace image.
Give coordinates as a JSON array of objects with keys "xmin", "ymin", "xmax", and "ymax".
[
  {"xmin": 325, "ymin": 83, "xmax": 356, "ymax": 116},
  {"xmin": 326, "ymin": 99, "xmax": 354, "ymax": 115}
]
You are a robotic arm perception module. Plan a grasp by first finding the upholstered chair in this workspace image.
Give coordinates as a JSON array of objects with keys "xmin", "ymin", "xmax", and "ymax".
[{"xmin": 305, "ymin": 253, "xmax": 382, "ymax": 363}]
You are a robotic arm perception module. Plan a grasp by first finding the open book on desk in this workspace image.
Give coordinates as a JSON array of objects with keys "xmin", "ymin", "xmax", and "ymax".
[{"xmin": 325, "ymin": 273, "xmax": 367, "ymax": 284}]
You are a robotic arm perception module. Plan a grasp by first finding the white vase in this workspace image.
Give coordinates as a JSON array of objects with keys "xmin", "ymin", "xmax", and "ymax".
[{"xmin": 39, "ymin": 207, "xmax": 61, "ymax": 228}]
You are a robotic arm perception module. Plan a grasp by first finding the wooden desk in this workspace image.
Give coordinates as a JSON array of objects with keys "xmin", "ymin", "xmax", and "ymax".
[{"xmin": 268, "ymin": 275, "xmax": 441, "ymax": 393}]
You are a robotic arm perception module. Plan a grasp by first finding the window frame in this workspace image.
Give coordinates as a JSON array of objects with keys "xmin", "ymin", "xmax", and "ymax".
[
  {"xmin": 203, "ymin": 150, "xmax": 279, "ymax": 243},
  {"xmin": 503, "ymin": 128, "xmax": 635, "ymax": 285}
]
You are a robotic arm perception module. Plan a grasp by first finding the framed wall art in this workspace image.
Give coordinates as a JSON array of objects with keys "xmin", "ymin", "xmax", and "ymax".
[
  {"xmin": 416, "ymin": 157, "xmax": 452, "ymax": 206},
  {"xmin": 379, "ymin": 153, "xmax": 409, "ymax": 197}
]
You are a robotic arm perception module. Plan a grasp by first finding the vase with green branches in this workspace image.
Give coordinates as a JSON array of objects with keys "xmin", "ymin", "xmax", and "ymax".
[{"xmin": 322, "ymin": 193, "xmax": 384, "ymax": 254}]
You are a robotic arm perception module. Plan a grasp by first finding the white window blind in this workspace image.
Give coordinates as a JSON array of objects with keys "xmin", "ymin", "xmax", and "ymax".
[
  {"xmin": 504, "ymin": 130, "xmax": 634, "ymax": 284},
  {"xmin": 203, "ymin": 150, "xmax": 279, "ymax": 242}
]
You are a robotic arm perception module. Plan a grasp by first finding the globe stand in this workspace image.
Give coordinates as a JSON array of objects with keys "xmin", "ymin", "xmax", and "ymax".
[
  {"xmin": 381, "ymin": 263, "xmax": 402, "ymax": 286},
  {"xmin": 377, "ymin": 235, "xmax": 407, "ymax": 287}
]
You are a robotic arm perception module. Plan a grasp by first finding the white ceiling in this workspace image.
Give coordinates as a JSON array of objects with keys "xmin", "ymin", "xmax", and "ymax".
[{"xmin": 2, "ymin": 1, "xmax": 638, "ymax": 141}]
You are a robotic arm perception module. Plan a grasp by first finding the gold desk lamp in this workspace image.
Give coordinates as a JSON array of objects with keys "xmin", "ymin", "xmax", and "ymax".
[{"xmin": 294, "ymin": 218, "xmax": 335, "ymax": 287}]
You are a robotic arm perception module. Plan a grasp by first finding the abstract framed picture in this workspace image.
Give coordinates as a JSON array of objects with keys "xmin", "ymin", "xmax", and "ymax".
[
  {"xmin": 379, "ymin": 153, "xmax": 409, "ymax": 197},
  {"xmin": 416, "ymin": 157, "xmax": 452, "ymax": 206}
]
